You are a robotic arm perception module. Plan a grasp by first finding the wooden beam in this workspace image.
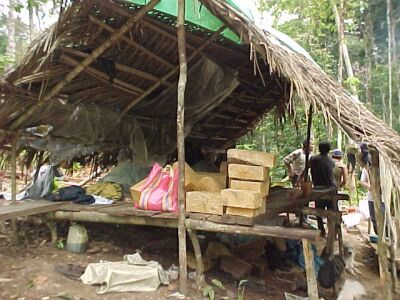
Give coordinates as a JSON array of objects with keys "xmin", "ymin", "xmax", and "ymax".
[
  {"xmin": 302, "ymin": 239, "xmax": 319, "ymax": 300},
  {"xmin": 121, "ymin": 25, "xmax": 226, "ymax": 115},
  {"xmin": 10, "ymin": 136, "xmax": 18, "ymax": 244},
  {"xmin": 49, "ymin": 211, "xmax": 178, "ymax": 228},
  {"xmin": 177, "ymin": 0, "xmax": 188, "ymax": 294},
  {"xmin": 186, "ymin": 219, "xmax": 320, "ymax": 242},
  {"xmin": 9, "ymin": 0, "xmax": 159, "ymax": 130},
  {"xmin": 201, "ymin": 124, "xmax": 244, "ymax": 130},
  {"xmin": 60, "ymin": 54, "xmax": 143, "ymax": 95},
  {"xmin": 61, "ymin": 47, "xmax": 172, "ymax": 86},
  {"xmin": 0, "ymin": 200, "xmax": 65, "ymax": 221},
  {"xmin": 88, "ymin": 15, "xmax": 175, "ymax": 70}
]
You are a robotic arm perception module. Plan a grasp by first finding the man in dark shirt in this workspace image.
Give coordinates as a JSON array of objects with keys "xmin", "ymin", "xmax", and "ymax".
[{"xmin": 310, "ymin": 142, "xmax": 337, "ymax": 237}]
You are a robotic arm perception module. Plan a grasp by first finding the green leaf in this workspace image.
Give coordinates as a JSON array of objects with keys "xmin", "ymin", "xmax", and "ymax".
[
  {"xmin": 203, "ymin": 285, "xmax": 212, "ymax": 297},
  {"xmin": 14, "ymin": 3, "xmax": 24, "ymax": 13},
  {"xmin": 208, "ymin": 289, "xmax": 215, "ymax": 300},
  {"xmin": 211, "ymin": 279, "xmax": 225, "ymax": 290}
]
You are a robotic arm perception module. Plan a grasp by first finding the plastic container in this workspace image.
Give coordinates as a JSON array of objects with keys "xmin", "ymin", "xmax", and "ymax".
[
  {"xmin": 66, "ymin": 224, "xmax": 88, "ymax": 253},
  {"xmin": 369, "ymin": 234, "xmax": 378, "ymax": 243}
]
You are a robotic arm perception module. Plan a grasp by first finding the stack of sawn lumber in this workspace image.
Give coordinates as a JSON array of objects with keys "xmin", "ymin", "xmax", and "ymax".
[
  {"xmin": 185, "ymin": 149, "xmax": 276, "ymax": 219},
  {"xmin": 223, "ymin": 149, "xmax": 276, "ymax": 217}
]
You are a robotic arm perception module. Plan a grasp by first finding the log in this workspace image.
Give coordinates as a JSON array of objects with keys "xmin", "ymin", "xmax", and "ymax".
[
  {"xmin": 302, "ymin": 239, "xmax": 319, "ymax": 300},
  {"xmin": 186, "ymin": 191, "xmax": 224, "ymax": 215},
  {"xmin": 222, "ymin": 188, "xmax": 262, "ymax": 208},
  {"xmin": 228, "ymin": 164, "xmax": 268, "ymax": 182},
  {"xmin": 227, "ymin": 149, "xmax": 276, "ymax": 168},
  {"xmin": 186, "ymin": 219, "xmax": 320, "ymax": 242},
  {"xmin": 230, "ymin": 179, "xmax": 269, "ymax": 196},
  {"xmin": 49, "ymin": 211, "xmax": 177, "ymax": 228}
]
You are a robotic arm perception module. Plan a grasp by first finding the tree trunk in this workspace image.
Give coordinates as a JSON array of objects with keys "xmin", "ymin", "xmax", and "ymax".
[
  {"xmin": 387, "ymin": 0, "xmax": 394, "ymax": 128},
  {"xmin": 331, "ymin": 0, "xmax": 359, "ymax": 100},
  {"xmin": 28, "ymin": 1, "xmax": 34, "ymax": 42},
  {"xmin": 6, "ymin": 0, "xmax": 16, "ymax": 69},
  {"xmin": 177, "ymin": 0, "xmax": 188, "ymax": 294},
  {"xmin": 363, "ymin": 2, "xmax": 374, "ymax": 106}
]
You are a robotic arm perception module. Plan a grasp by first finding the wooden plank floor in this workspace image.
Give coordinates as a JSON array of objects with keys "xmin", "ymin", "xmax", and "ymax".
[{"xmin": 0, "ymin": 200, "xmax": 65, "ymax": 221}]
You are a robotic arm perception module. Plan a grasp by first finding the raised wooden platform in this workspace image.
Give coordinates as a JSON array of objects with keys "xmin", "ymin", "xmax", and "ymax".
[{"xmin": 0, "ymin": 200, "xmax": 65, "ymax": 221}]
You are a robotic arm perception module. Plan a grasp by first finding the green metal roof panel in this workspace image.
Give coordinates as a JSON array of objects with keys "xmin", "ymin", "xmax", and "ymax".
[{"xmin": 127, "ymin": 0, "xmax": 251, "ymax": 43}]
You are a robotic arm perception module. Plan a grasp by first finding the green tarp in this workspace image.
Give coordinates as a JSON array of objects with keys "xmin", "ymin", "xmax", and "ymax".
[{"xmin": 127, "ymin": 0, "xmax": 254, "ymax": 43}]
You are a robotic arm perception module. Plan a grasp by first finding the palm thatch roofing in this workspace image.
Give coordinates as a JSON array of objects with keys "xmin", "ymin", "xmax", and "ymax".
[{"xmin": 1, "ymin": 0, "xmax": 400, "ymax": 195}]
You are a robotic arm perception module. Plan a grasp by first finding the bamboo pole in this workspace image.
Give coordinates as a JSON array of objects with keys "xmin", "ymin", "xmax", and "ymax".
[
  {"xmin": 9, "ymin": 0, "xmax": 159, "ymax": 131},
  {"xmin": 177, "ymin": 0, "xmax": 188, "ymax": 294},
  {"xmin": 11, "ymin": 136, "xmax": 19, "ymax": 245}
]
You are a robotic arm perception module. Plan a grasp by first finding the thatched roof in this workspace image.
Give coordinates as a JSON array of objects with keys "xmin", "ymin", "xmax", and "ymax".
[{"xmin": 1, "ymin": 0, "xmax": 400, "ymax": 186}]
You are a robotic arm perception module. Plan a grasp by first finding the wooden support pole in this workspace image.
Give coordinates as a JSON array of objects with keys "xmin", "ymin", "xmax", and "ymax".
[
  {"xmin": 187, "ymin": 229, "xmax": 204, "ymax": 288},
  {"xmin": 11, "ymin": 136, "xmax": 19, "ymax": 245},
  {"xmin": 177, "ymin": 0, "xmax": 187, "ymax": 294},
  {"xmin": 369, "ymin": 150, "xmax": 393, "ymax": 300},
  {"xmin": 302, "ymin": 239, "xmax": 319, "ymax": 300},
  {"xmin": 327, "ymin": 217, "xmax": 335, "ymax": 257},
  {"xmin": 9, "ymin": 0, "xmax": 159, "ymax": 130},
  {"xmin": 121, "ymin": 25, "xmax": 226, "ymax": 115}
]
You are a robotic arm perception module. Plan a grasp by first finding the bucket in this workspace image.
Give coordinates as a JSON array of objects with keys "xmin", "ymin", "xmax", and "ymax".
[{"xmin": 66, "ymin": 224, "xmax": 88, "ymax": 253}]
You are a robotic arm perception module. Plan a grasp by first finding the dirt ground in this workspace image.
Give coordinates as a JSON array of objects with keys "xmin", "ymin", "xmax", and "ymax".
[{"xmin": 0, "ymin": 216, "xmax": 385, "ymax": 300}]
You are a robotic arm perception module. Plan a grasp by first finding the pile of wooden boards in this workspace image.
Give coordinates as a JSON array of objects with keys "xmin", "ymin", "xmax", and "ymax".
[
  {"xmin": 186, "ymin": 149, "xmax": 276, "ymax": 219},
  {"xmin": 185, "ymin": 163, "xmax": 227, "ymax": 215},
  {"xmin": 222, "ymin": 149, "xmax": 276, "ymax": 217}
]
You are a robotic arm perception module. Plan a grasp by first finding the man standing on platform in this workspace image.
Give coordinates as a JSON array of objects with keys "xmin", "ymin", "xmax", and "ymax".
[
  {"xmin": 284, "ymin": 140, "xmax": 313, "ymax": 187},
  {"xmin": 310, "ymin": 142, "xmax": 337, "ymax": 237}
]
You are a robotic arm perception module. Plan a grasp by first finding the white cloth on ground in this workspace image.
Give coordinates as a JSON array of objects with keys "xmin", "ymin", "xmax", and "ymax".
[{"xmin": 80, "ymin": 252, "xmax": 172, "ymax": 294}]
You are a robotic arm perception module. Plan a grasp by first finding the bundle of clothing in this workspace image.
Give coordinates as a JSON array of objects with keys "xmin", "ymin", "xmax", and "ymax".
[{"xmin": 45, "ymin": 185, "xmax": 95, "ymax": 205}]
